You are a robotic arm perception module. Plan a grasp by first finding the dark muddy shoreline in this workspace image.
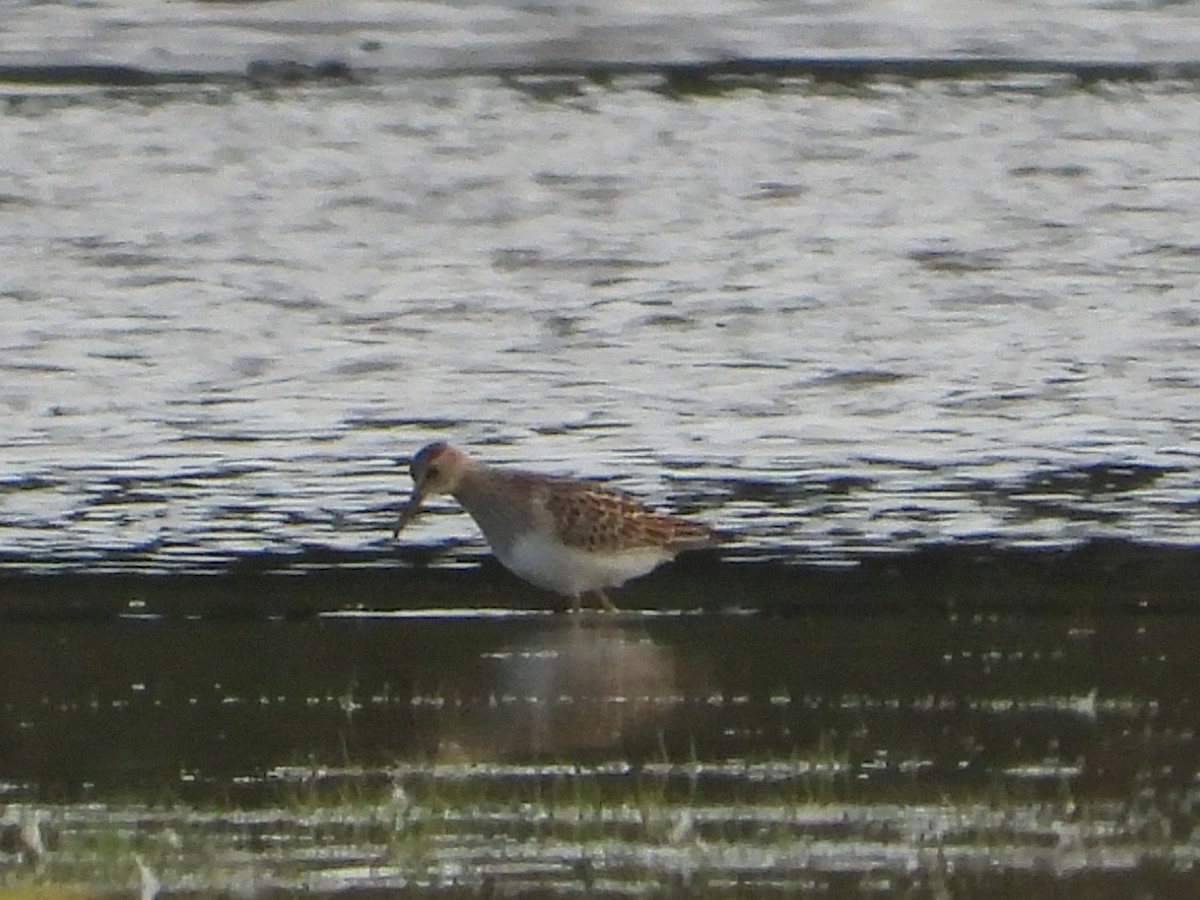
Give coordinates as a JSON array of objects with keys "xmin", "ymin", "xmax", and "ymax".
[
  {"xmin": 1, "ymin": 539, "xmax": 1196, "ymax": 621},
  {"xmin": 4, "ymin": 541, "xmax": 1198, "ymax": 896},
  {"xmin": 3, "ymin": 56, "xmax": 1200, "ymax": 90}
]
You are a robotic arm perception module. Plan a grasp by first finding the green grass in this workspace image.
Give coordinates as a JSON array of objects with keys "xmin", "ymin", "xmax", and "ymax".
[{"xmin": 1, "ymin": 742, "xmax": 1189, "ymax": 899}]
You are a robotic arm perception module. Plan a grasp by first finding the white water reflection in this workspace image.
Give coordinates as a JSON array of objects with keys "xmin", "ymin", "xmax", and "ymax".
[
  {"xmin": 2, "ymin": 0, "xmax": 1199, "ymax": 73},
  {"xmin": 442, "ymin": 621, "xmax": 678, "ymax": 758},
  {"xmin": 1, "ymin": 606, "xmax": 1197, "ymax": 896},
  {"xmin": 2, "ymin": 75, "xmax": 1198, "ymax": 574},
  {"xmin": 7, "ymin": 776, "xmax": 1196, "ymax": 898}
]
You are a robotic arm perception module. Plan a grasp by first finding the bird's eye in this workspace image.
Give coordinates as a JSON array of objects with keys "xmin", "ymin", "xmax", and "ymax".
[{"xmin": 426, "ymin": 465, "xmax": 440, "ymax": 479}]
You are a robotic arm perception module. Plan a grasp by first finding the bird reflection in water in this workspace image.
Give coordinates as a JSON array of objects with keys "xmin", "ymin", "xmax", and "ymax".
[{"xmin": 436, "ymin": 621, "xmax": 677, "ymax": 760}]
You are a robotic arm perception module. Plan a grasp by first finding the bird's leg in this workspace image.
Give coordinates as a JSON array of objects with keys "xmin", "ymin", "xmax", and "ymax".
[{"xmin": 596, "ymin": 589, "xmax": 619, "ymax": 614}]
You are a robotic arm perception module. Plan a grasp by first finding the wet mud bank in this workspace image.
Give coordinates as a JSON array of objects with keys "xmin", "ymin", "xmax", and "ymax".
[
  {"xmin": 0, "ymin": 539, "xmax": 1195, "ymax": 620},
  {"xmin": 4, "ymin": 541, "xmax": 1198, "ymax": 896},
  {"xmin": 4, "ymin": 56, "xmax": 1200, "ymax": 90}
]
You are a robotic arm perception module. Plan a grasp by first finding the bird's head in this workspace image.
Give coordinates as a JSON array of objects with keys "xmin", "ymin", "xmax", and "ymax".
[{"xmin": 392, "ymin": 441, "xmax": 469, "ymax": 537}]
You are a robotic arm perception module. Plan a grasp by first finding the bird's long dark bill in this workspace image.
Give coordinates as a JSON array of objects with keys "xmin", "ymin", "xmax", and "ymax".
[{"xmin": 392, "ymin": 487, "xmax": 427, "ymax": 538}]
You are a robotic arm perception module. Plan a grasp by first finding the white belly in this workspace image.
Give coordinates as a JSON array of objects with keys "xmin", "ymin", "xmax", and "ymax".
[{"xmin": 497, "ymin": 531, "xmax": 671, "ymax": 597}]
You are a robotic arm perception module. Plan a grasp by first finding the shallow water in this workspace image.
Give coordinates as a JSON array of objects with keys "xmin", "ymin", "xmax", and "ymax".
[
  {"xmin": 3, "ymin": 608, "xmax": 1199, "ymax": 896},
  {"xmin": 4, "ymin": 0, "xmax": 1200, "ymax": 74},
  {"xmin": 2, "ymin": 72, "xmax": 1200, "ymax": 577},
  {"xmin": 3, "ymin": 3, "xmax": 1200, "ymax": 896}
]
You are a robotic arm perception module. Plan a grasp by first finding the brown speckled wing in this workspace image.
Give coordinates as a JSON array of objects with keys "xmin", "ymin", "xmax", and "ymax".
[{"xmin": 542, "ymin": 479, "xmax": 716, "ymax": 554}]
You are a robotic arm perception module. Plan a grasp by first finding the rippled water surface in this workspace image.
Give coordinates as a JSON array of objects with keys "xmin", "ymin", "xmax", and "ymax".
[
  {"xmin": 2, "ymin": 70, "xmax": 1199, "ymax": 573},
  {"xmin": 4, "ymin": 0, "xmax": 1200, "ymax": 72},
  {"xmin": 2, "ymin": 3, "xmax": 1200, "ymax": 896}
]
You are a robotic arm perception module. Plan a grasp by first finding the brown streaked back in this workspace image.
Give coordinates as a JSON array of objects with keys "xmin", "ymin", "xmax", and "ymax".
[{"xmin": 542, "ymin": 479, "xmax": 717, "ymax": 554}]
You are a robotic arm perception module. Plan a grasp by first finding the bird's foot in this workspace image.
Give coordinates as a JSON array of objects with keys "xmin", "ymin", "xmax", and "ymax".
[{"xmin": 565, "ymin": 591, "xmax": 619, "ymax": 614}]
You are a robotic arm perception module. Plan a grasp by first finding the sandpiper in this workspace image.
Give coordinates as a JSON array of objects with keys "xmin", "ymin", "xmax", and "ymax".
[{"xmin": 392, "ymin": 442, "xmax": 719, "ymax": 612}]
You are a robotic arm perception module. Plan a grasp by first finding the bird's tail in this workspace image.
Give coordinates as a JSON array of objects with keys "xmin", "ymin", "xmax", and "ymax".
[{"xmin": 667, "ymin": 520, "xmax": 727, "ymax": 552}]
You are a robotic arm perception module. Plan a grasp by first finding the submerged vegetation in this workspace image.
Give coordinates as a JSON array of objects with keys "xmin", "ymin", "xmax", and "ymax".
[
  {"xmin": 3, "ymin": 603, "xmax": 1199, "ymax": 896},
  {"xmin": 2, "ymin": 744, "xmax": 1196, "ymax": 899}
]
